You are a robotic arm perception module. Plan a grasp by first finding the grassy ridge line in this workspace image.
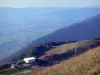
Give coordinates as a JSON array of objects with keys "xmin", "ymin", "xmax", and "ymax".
[
  {"xmin": 39, "ymin": 40, "xmax": 100, "ymax": 60},
  {"xmin": 39, "ymin": 43, "xmax": 76, "ymax": 59},
  {"xmin": 33, "ymin": 46, "xmax": 100, "ymax": 75}
]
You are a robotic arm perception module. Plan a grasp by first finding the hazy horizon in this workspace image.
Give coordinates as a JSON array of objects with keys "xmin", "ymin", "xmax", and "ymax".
[
  {"xmin": 0, "ymin": 6, "xmax": 100, "ymax": 8},
  {"xmin": 0, "ymin": 0, "xmax": 100, "ymax": 8}
]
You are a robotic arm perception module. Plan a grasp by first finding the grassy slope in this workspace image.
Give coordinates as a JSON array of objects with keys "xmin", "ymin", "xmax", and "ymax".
[
  {"xmin": 33, "ymin": 46, "xmax": 100, "ymax": 75},
  {"xmin": 2, "ymin": 40, "xmax": 100, "ymax": 75},
  {"xmin": 39, "ymin": 43, "xmax": 75, "ymax": 59},
  {"xmin": 39, "ymin": 40, "xmax": 100, "ymax": 59}
]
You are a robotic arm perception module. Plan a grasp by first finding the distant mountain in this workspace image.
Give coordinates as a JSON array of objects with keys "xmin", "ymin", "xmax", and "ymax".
[
  {"xmin": 1, "ymin": 7, "xmax": 100, "ymax": 59},
  {"xmin": 32, "ymin": 14, "xmax": 100, "ymax": 45}
]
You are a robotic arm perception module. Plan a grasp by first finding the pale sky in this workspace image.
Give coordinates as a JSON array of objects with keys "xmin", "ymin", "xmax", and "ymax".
[{"xmin": 0, "ymin": 0, "xmax": 100, "ymax": 8}]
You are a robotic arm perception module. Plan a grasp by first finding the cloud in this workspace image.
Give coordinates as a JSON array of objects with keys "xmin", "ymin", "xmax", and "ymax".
[{"xmin": 0, "ymin": 0, "xmax": 100, "ymax": 8}]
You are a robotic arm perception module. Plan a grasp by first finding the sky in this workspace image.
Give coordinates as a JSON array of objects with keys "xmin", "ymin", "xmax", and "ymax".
[{"xmin": 0, "ymin": 0, "xmax": 100, "ymax": 8}]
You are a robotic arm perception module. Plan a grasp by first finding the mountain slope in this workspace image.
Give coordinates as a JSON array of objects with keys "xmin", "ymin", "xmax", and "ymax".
[
  {"xmin": 39, "ymin": 40, "xmax": 100, "ymax": 61},
  {"xmin": 0, "ymin": 40, "xmax": 100, "ymax": 75},
  {"xmin": 32, "ymin": 14, "xmax": 100, "ymax": 45},
  {"xmin": 33, "ymin": 46, "xmax": 100, "ymax": 75},
  {"xmin": 1, "ymin": 8, "xmax": 100, "ymax": 60}
]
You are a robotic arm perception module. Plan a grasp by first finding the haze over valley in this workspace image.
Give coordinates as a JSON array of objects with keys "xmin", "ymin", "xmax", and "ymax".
[{"xmin": 0, "ymin": 7, "xmax": 100, "ymax": 59}]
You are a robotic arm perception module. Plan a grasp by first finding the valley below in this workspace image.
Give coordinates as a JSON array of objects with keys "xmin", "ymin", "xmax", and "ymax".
[{"xmin": 0, "ymin": 7, "xmax": 100, "ymax": 75}]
